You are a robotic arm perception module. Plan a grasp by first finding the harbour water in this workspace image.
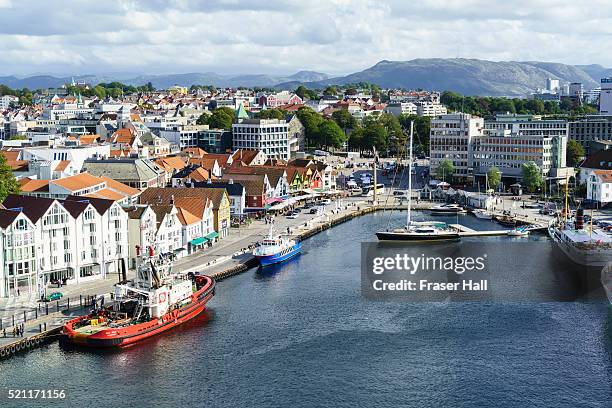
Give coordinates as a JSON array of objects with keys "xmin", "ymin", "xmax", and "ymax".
[{"xmin": 1, "ymin": 212, "xmax": 611, "ymax": 407}]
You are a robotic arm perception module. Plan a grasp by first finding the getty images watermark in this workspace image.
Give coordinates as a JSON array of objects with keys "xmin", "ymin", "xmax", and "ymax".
[
  {"xmin": 361, "ymin": 242, "xmax": 608, "ymax": 302},
  {"xmin": 371, "ymin": 253, "xmax": 488, "ymax": 293}
]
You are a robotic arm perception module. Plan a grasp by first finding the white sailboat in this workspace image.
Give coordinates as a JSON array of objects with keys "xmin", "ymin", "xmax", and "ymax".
[{"xmin": 376, "ymin": 122, "xmax": 460, "ymax": 242}]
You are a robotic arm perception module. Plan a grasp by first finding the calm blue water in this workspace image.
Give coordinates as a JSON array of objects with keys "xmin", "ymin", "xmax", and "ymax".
[{"xmin": 1, "ymin": 212, "xmax": 611, "ymax": 407}]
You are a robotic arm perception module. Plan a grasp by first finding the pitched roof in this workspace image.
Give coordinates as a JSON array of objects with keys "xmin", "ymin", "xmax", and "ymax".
[
  {"xmin": 218, "ymin": 175, "xmax": 266, "ymax": 196},
  {"xmin": 176, "ymin": 207, "xmax": 201, "ymax": 226},
  {"xmin": 154, "ymin": 156, "xmax": 187, "ymax": 172},
  {"xmin": 51, "ymin": 172, "xmax": 103, "ymax": 192},
  {"xmin": 84, "ymin": 188, "xmax": 125, "ymax": 201},
  {"xmin": 84, "ymin": 158, "xmax": 164, "ymax": 182},
  {"xmin": 2, "ymin": 194, "xmax": 55, "ymax": 222},
  {"xmin": 64, "ymin": 195, "xmax": 114, "ymax": 215},
  {"xmin": 0, "ymin": 208, "xmax": 22, "ymax": 229},
  {"xmin": 231, "ymin": 149, "xmax": 261, "ymax": 165},
  {"xmin": 182, "ymin": 147, "xmax": 207, "ymax": 158},
  {"xmin": 593, "ymin": 170, "xmax": 612, "ymax": 182},
  {"xmin": 19, "ymin": 178, "xmax": 50, "ymax": 193},
  {"xmin": 0, "ymin": 149, "xmax": 21, "ymax": 161},
  {"xmin": 98, "ymin": 176, "xmax": 141, "ymax": 198},
  {"xmin": 140, "ymin": 187, "xmax": 228, "ymax": 210},
  {"xmin": 8, "ymin": 160, "xmax": 29, "ymax": 172},
  {"xmin": 581, "ymin": 150, "xmax": 612, "ymax": 170},
  {"xmin": 188, "ymin": 157, "xmax": 219, "ymax": 170},
  {"xmin": 54, "ymin": 160, "xmax": 71, "ymax": 172},
  {"xmin": 111, "ymin": 128, "xmax": 135, "ymax": 145}
]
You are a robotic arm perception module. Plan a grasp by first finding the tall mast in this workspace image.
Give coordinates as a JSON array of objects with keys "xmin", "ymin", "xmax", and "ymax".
[{"xmin": 407, "ymin": 121, "xmax": 414, "ymax": 227}]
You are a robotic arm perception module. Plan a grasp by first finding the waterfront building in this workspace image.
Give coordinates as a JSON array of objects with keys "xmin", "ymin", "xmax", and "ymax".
[
  {"xmin": 586, "ymin": 170, "xmax": 612, "ymax": 205},
  {"xmin": 0, "ymin": 194, "xmax": 129, "ymax": 298},
  {"xmin": 416, "ymin": 101, "xmax": 448, "ymax": 117},
  {"xmin": 429, "ymin": 113, "xmax": 485, "ymax": 181},
  {"xmin": 139, "ymin": 187, "xmax": 230, "ymax": 239},
  {"xmin": 579, "ymin": 149, "xmax": 612, "ymax": 184},
  {"xmin": 473, "ymin": 114, "xmax": 569, "ymax": 182}
]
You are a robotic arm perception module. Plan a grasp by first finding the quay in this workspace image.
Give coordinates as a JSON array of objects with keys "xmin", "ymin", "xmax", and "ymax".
[{"xmin": 0, "ymin": 194, "xmax": 552, "ymax": 360}]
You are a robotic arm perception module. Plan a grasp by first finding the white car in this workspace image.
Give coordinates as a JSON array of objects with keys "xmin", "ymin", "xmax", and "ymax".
[
  {"xmin": 320, "ymin": 199, "xmax": 332, "ymax": 205},
  {"xmin": 287, "ymin": 212, "xmax": 300, "ymax": 219}
]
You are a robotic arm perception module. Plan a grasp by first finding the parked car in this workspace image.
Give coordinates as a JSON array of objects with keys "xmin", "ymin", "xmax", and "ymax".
[
  {"xmin": 287, "ymin": 211, "xmax": 300, "ymax": 219},
  {"xmin": 320, "ymin": 199, "xmax": 332, "ymax": 205},
  {"xmin": 393, "ymin": 190, "xmax": 407, "ymax": 196},
  {"xmin": 45, "ymin": 292, "xmax": 63, "ymax": 302},
  {"xmin": 310, "ymin": 208, "xmax": 319, "ymax": 214}
]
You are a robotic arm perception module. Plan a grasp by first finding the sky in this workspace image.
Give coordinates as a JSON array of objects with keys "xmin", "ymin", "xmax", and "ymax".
[{"xmin": 0, "ymin": 0, "xmax": 610, "ymax": 77}]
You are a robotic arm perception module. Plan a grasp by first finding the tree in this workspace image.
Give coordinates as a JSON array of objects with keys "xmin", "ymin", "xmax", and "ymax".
[
  {"xmin": 363, "ymin": 122, "xmax": 388, "ymax": 152},
  {"xmin": 296, "ymin": 107, "xmax": 324, "ymax": 147},
  {"xmin": 318, "ymin": 119, "xmax": 347, "ymax": 149},
  {"xmin": 436, "ymin": 159, "xmax": 454, "ymax": 182},
  {"xmin": 323, "ymin": 86, "xmax": 338, "ymax": 96},
  {"xmin": 522, "ymin": 162, "xmax": 543, "ymax": 192},
  {"xmin": 0, "ymin": 154, "xmax": 20, "ymax": 201},
  {"xmin": 198, "ymin": 107, "xmax": 235, "ymax": 130},
  {"xmin": 255, "ymin": 109, "xmax": 286, "ymax": 120},
  {"xmin": 486, "ymin": 166, "xmax": 501, "ymax": 190},
  {"xmin": 566, "ymin": 139, "xmax": 585, "ymax": 167},
  {"xmin": 294, "ymin": 85, "xmax": 318, "ymax": 101},
  {"xmin": 331, "ymin": 109, "xmax": 356, "ymax": 130}
]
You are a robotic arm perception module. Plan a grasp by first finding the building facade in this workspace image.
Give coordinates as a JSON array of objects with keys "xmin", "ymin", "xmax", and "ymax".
[{"xmin": 232, "ymin": 119, "xmax": 291, "ymax": 161}]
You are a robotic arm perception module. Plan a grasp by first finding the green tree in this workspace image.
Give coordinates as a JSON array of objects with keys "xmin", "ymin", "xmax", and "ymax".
[
  {"xmin": 323, "ymin": 86, "xmax": 338, "ymax": 96},
  {"xmin": 521, "ymin": 162, "xmax": 543, "ymax": 192},
  {"xmin": 92, "ymin": 85, "xmax": 107, "ymax": 99},
  {"xmin": 487, "ymin": 166, "xmax": 501, "ymax": 190},
  {"xmin": 331, "ymin": 109, "xmax": 356, "ymax": 130},
  {"xmin": 318, "ymin": 119, "xmax": 347, "ymax": 149},
  {"xmin": 436, "ymin": 159, "xmax": 454, "ymax": 182},
  {"xmin": 196, "ymin": 107, "xmax": 235, "ymax": 130},
  {"xmin": 0, "ymin": 154, "xmax": 20, "ymax": 201},
  {"xmin": 566, "ymin": 139, "xmax": 585, "ymax": 167},
  {"xmin": 296, "ymin": 107, "xmax": 324, "ymax": 147},
  {"xmin": 255, "ymin": 109, "xmax": 286, "ymax": 120},
  {"xmin": 294, "ymin": 85, "xmax": 318, "ymax": 101},
  {"xmin": 363, "ymin": 122, "xmax": 388, "ymax": 152}
]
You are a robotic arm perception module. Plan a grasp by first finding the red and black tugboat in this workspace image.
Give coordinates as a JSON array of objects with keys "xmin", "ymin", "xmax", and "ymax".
[{"xmin": 62, "ymin": 246, "xmax": 215, "ymax": 348}]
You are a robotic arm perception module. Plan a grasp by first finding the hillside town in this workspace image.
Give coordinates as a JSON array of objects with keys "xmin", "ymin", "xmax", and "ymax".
[{"xmin": 0, "ymin": 77, "xmax": 611, "ymax": 300}]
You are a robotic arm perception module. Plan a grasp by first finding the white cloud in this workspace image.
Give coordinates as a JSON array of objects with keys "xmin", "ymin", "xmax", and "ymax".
[{"xmin": 0, "ymin": 0, "xmax": 610, "ymax": 75}]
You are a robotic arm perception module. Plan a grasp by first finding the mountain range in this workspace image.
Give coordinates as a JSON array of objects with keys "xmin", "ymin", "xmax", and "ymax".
[{"xmin": 1, "ymin": 59, "xmax": 610, "ymax": 97}]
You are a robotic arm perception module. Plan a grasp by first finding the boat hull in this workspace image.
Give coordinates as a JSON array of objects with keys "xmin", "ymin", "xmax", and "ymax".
[
  {"xmin": 375, "ymin": 231, "xmax": 460, "ymax": 241},
  {"xmin": 256, "ymin": 242, "xmax": 302, "ymax": 266},
  {"xmin": 548, "ymin": 225, "xmax": 611, "ymax": 267},
  {"xmin": 61, "ymin": 276, "xmax": 215, "ymax": 348},
  {"xmin": 430, "ymin": 210, "xmax": 466, "ymax": 216}
]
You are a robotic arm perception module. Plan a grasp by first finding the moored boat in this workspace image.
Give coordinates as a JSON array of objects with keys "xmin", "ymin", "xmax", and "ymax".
[
  {"xmin": 62, "ymin": 247, "xmax": 215, "ymax": 348},
  {"xmin": 254, "ymin": 227, "xmax": 302, "ymax": 266},
  {"xmin": 430, "ymin": 204, "xmax": 467, "ymax": 216},
  {"xmin": 375, "ymin": 122, "xmax": 461, "ymax": 242},
  {"xmin": 507, "ymin": 227, "xmax": 529, "ymax": 237},
  {"xmin": 376, "ymin": 226, "xmax": 460, "ymax": 241},
  {"xmin": 472, "ymin": 209, "xmax": 493, "ymax": 220}
]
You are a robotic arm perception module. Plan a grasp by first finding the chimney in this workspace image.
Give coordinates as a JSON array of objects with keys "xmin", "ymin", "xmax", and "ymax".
[{"xmin": 170, "ymin": 194, "xmax": 175, "ymax": 205}]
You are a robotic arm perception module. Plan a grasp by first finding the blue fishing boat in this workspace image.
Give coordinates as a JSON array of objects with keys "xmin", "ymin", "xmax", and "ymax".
[{"xmin": 253, "ymin": 227, "xmax": 302, "ymax": 266}]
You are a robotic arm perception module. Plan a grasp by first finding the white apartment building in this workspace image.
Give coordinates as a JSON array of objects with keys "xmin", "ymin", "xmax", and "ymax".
[
  {"xmin": 416, "ymin": 102, "xmax": 448, "ymax": 117},
  {"xmin": 232, "ymin": 119, "xmax": 291, "ymax": 161},
  {"xmin": 384, "ymin": 102, "xmax": 418, "ymax": 116},
  {"xmin": 160, "ymin": 124, "xmax": 208, "ymax": 148},
  {"xmin": 429, "ymin": 113, "xmax": 484, "ymax": 180},
  {"xmin": 586, "ymin": 170, "xmax": 612, "ymax": 204},
  {"xmin": 0, "ymin": 95, "xmax": 19, "ymax": 110},
  {"xmin": 21, "ymin": 145, "xmax": 111, "ymax": 177},
  {"xmin": 0, "ymin": 195, "xmax": 128, "ymax": 299}
]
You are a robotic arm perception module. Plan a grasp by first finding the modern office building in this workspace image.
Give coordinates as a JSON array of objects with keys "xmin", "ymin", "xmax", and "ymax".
[
  {"xmin": 600, "ymin": 78, "xmax": 612, "ymax": 114},
  {"xmin": 429, "ymin": 113, "xmax": 484, "ymax": 180},
  {"xmin": 472, "ymin": 114, "xmax": 568, "ymax": 181},
  {"xmin": 568, "ymin": 115, "xmax": 612, "ymax": 155},
  {"xmin": 232, "ymin": 119, "xmax": 292, "ymax": 161}
]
